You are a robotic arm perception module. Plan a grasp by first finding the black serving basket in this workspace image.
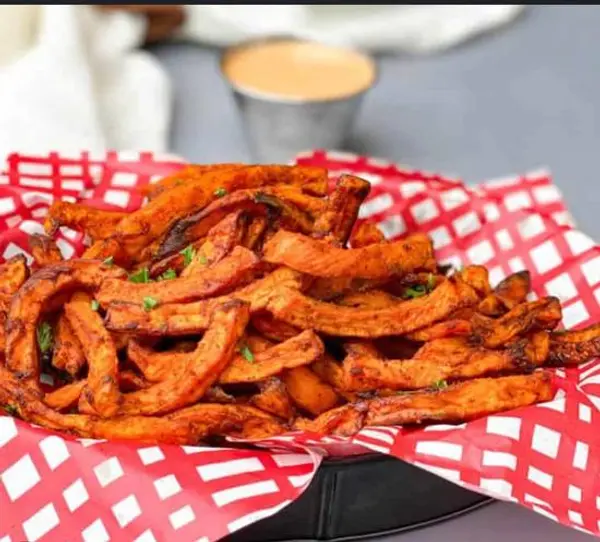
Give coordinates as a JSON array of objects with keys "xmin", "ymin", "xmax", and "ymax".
[{"xmin": 224, "ymin": 454, "xmax": 491, "ymax": 542}]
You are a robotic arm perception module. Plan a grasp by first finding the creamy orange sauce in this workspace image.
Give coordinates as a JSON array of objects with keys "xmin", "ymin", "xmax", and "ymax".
[{"xmin": 222, "ymin": 39, "xmax": 376, "ymax": 101}]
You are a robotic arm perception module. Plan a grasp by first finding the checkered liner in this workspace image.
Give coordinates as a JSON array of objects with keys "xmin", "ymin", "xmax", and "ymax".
[{"xmin": 0, "ymin": 150, "xmax": 599, "ymax": 542}]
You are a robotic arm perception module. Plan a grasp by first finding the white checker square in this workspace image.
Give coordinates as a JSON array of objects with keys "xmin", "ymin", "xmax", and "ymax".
[
  {"xmin": 63, "ymin": 478, "xmax": 89, "ymax": 512},
  {"xmin": 505, "ymin": 191, "xmax": 532, "ymax": 211},
  {"xmin": 595, "ymin": 287, "xmax": 600, "ymax": 307},
  {"xmin": 581, "ymin": 256, "xmax": 600, "ymax": 286},
  {"xmin": 112, "ymin": 172, "xmax": 139, "ymax": 187},
  {"xmin": 357, "ymin": 172, "xmax": 382, "ymax": 185},
  {"xmin": 452, "ymin": 211, "xmax": 481, "ymax": 237},
  {"xmin": 22, "ymin": 503, "xmax": 59, "ymax": 542},
  {"xmin": 479, "ymin": 479, "xmax": 513, "ymax": 499},
  {"xmin": 104, "ymin": 189, "xmax": 130, "ymax": 208},
  {"xmin": 495, "ymin": 229, "xmax": 514, "ymax": 250},
  {"xmin": 169, "ymin": 505, "xmax": 196, "ymax": 530},
  {"xmin": 573, "ymin": 441, "xmax": 589, "ymax": 470},
  {"xmin": 135, "ymin": 530, "xmax": 158, "ymax": 542},
  {"xmin": 31, "ymin": 208, "xmax": 48, "ymax": 219},
  {"xmin": 3, "ymin": 242, "xmax": 32, "ymax": 264},
  {"xmin": 565, "ymin": 230, "xmax": 595, "ymax": 256},
  {"xmin": 553, "ymin": 211, "xmax": 574, "ymax": 227},
  {"xmin": 56, "ymin": 238, "xmax": 75, "ymax": 260},
  {"xmin": 440, "ymin": 187, "xmax": 469, "ymax": 210},
  {"xmin": 415, "ymin": 441, "xmax": 463, "ymax": 461},
  {"xmin": 482, "ymin": 451, "xmax": 517, "ymax": 470},
  {"xmin": 579, "ymin": 404, "xmax": 592, "ymax": 423},
  {"xmin": 1, "ymin": 454, "xmax": 41, "ymax": 501},
  {"xmin": 40, "ymin": 435, "xmax": 70, "ymax": 470},
  {"xmin": 562, "ymin": 301, "xmax": 590, "ymax": 329},
  {"xmin": 597, "ymin": 495, "xmax": 600, "ymax": 510},
  {"xmin": 411, "ymin": 199, "xmax": 439, "ymax": 223},
  {"xmin": 488, "ymin": 266, "xmax": 506, "ymax": 287},
  {"xmin": 82, "ymin": 519, "xmax": 110, "ymax": 542},
  {"xmin": 377, "ymin": 215, "xmax": 405, "ymax": 238},
  {"xmin": 530, "ymin": 240, "xmax": 562, "ymax": 274},
  {"xmin": 138, "ymin": 446, "xmax": 165, "ymax": 465},
  {"xmin": 154, "ymin": 474, "xmax": 182, "ymax": 500},
  {"xmin": 399, "ymin": 181, "xmax": 426, "ymax": 198},
  {"xmin": 568, "ymin": 510, "xmax": 583, "ymax": 525},
  {"xmin": 18, "ymin": 220, "xmax": 45, "ymax": 235},
  {"xmin": 94, "ymin": 457, "xmax": 124, "ymax": 487},
  {"xmin": 544, "ymin": 272, "xmax": 578, "ymax": 303},
  {"xmin": 486, "ymin": 416, "xmax": 521, "ymax": 440},
  {"xmin": 5, "ymin": 215, "xmax": 23, "ymax": 228},
  {"xmin": 429, "ymin": 225, "xmax": 452, "ymax": 249},
  {"xmin": 568, "ymin": 485, "xmax": 582, "ymax": 503},
  {"xmin": 0, "ymin": 197, "xmax": 15, "ymax": 216},
  {"xmin": 358, "ymin": 193, "xmax": 393, "ymax": 218},
  {"xmin": 483, "ymin": 203, "xmax": 500, "ymax": 222},
  {"xmin": 517, "ymin": 215, "xmax": 546, "ymax": 240},
  {"xmin": 61, "ymin": 180, "xmax": 84, "ymax": 192},
  {"xmin": 527, "ymin": 466, "xmax": 553, "ymax": 490},
  {"xmin": 112, "ymin": 494, "xmax": 142, "ymax": 527},
  {"xmin": 60, "ymin": 164, "xmax": 83, "ymax": 176},
  {"xmin": 509, "ymin": 256, "xmax": 526, "ymax": 272},
  {"xmin": 533, "ymin": 185, "xmax": 561, "ymax": 204},
  {"xmin": 531, "ymin": 425, "xmax": 561, "ymax": 458},
  {"xmin": 0, "ymin": 416, "xmax": 18, "ymax": 447},
  {"xmin": 0, "ymin": 535, "xmax": 10, "ymax": 542},
  {"xmin": 467, "ymin": 240, "xmax": 495, "ymax": 265}
]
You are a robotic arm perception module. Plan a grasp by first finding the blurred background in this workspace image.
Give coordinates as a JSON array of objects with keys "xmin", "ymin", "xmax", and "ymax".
[{"xmin": 1, "ymin": 5, "xmax": 599, "ymax": 237}]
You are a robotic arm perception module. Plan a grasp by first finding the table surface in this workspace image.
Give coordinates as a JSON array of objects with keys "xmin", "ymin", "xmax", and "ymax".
[{"xmin": 151, "ymin": 5, "xmax": 597, "ymax": 541}]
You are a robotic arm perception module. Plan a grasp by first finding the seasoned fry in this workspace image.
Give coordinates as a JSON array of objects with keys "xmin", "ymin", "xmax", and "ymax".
[
  {"xmin": 29, "ymin": 234, "xmax": 63, "ymax": 267},
  {"xmin": 406, "ymin": 319, "xmax": 472, "ymax": 342},
  {"xmin": 294, "ymin": 403, "xmax": 367, "ymax": 437},
  {"xmin": 65, "ymin": 292, "xmax": 121, "ymax": 417},
  {"xmin": 548, "ymin": 324, "xmax": 600, "ymax": 366},
  {"xmin": 365, "ymin": 372, "xmax": 554, "ymax": 427},
  {"xmin": 249, "ymin": 378, "xmax": 295, "ymax": 420},
  {"xmin": 44, "ymin": 380, "xmax": 86, "ymax": 411},
  {"xmin": 98, "ymin": 246, "xmax": 259, "ymax": 306},
  {"xmin": 119, "ymin": 300, "xmax": 250, "ymax": 415},
  {"xmin": 218, "ymin": 330, "xmax": 324, "ymax": 384},
  {"xmin": 52, "ymin": 314, "xmax": 86, "ymax": 376},
  {"xmin": 335, "ymin": 290, "xmax": 400, "ymax": 310},
  {"xmin": 282, "ymin": 366, "xmax": 339, "ymax": 415},
  {"xmin": 263, "ymin": 231, "xmax": 435, "ymax": 279},
  {"xmin": 266, "ymin": 278, "xmax": 478, "ymax": 338},
  {"xmin": 479, "ymin": 271, "xmax": 531, "ymax": 316},
  {"xmin": 127, "ymin": 339, "xmax": 184, "ymax": 382},
  {"xmin": 251, "ymin": 312, "xmax": 300, "ymax": 342},
  {"xmin": 0, "ymin": 255, "xmax": 29, "ymax": 353},
  {"xmin": 312, "ymin": 175, "xmax": 370, "ymax": 245},
  {"xmin": 242, "ymin": 215, "xmax": 268, "ymax": 250},
  {"xmin": 5, "ymin": 260, "xmax": 125, "ymax": 390},
  {"xmin": 44, "ymin": 200, "xmax": 126, "ymax": 240},
  {"xmin": 350, "ymin": 221, "xmax": 386, "ymax": 248}
]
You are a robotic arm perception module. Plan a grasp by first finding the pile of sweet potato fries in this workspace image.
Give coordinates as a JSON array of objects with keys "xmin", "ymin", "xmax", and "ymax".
[{"xmin": 0, "ymin": 164, "xmax": 597, "ymax": 445}]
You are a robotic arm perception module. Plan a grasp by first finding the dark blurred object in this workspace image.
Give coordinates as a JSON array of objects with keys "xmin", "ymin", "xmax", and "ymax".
[{"xmin": 98, "ymin": 5, "xmax": 185, "ymax": 44}]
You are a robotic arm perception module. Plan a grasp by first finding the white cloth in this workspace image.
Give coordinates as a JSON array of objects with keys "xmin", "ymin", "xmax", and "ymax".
[{"xmin": 0, "ymin": 5, "xmax": 523, "ymax": 161}]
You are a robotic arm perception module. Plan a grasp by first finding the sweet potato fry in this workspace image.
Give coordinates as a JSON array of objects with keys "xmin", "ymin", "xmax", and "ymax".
[
  {"xmin": 294, "ymin": 403, "xmax": 368, "ymax": 437},
  {"xmin": 0, "ymin": 255, "xmax": 29, "ymax": 354},
  {"xmin": 202, "ymin": 386, "xmax": 236, "ymax": 404},
  {"xmin": 242, "ymin": 215, "xmax": 268, "ymax": 250},
  {"xmin": 249, "ymin": 378, "xmax": 295, "ymax": 420},
  {"xmin": 406, "ymin": 319, "xmax": 472, "ymax": 342},
  {"xmin": 548, "ymin": 323, "xmax": 600, "ymax": 366},
  {"xmin": 266, "ymin": 278, "xmax": 478, "ymax": 338},
  {"xmin": 365, "ymin": 371, "xmax": 554, "ymax": 427},
  {"xmin": 264, "ymin": 231, "xmax": 435, "ymax": 280},
  {"xmin": 44, "ymin": 380, "xmax": 86, "ymax": 411},
  {"xmin": 119, "ymin": 300, "xmax": 250, "ymax": 415},
  {"xmin": 251, "ymin": 312, "xmax": 301, "ymax": 342},
  {"xmin": 29, "ymin": 234, "xmax": 63, "ymax": 267},
  {"xmin": 282, "ymin": 366, "xmax": 339, "ymax": 415},
  {"xmin": 149, "ymin": 238, "xmax": 206, "ymax": 277},
  {"xmin": 350, "ymin": 221, "xmax": 385, "ymax": 248},
  {"xmin": 98, "ymin": 246, "xmax": 259, "ymax": 306},
  {"xmin": 472, "ymin": 297, "xmax": 562, "ymax": 348},
  {"xmin": 157, "ymin": 186, "xmax": 319, "ymax": 259},
  {"xmin": 119, "ymin": 370, "xmax": 151, "ymax": 392},
  {"xmin": 127, "ymin": 339, "xmax": 184, "ymax": 382},
  {"xmin": 44, "ymin": 200, "xmax": 126, "ymax": 240},
  {"xmin": 218, "ymin": 330, "xmax": 324, "ymax": 384},
  {"xmin": 479, "ymin": 271, "xmax": 531, "ymax": 316},
  {"xmin": 5, "ymin": 260, "xmax": 125, "ymax": 390},
  {"xmin": 52, "ymin": 314, "xmax": 86, "ymax": 376},
  {"xmin": 106, "ymin": 267, "xmax": 305, "ymax": 335},
  {"xmin": 312, "ymin": 175, "xmax": 371, "ymax": 245},
  {"xmin": 334, "ymin": 290, "xmax": 400, "ymax": 310},
  {"xmin": 456, "ymin": 266, "xmax": 491, "ymax": 297},
  {"xmin": 65, "ymin": 292, "xmax": 121, "ymax": 418}
]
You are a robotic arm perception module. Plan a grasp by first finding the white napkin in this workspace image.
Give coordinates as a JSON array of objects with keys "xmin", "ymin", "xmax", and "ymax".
[
  {"xmin": 0, "ymin": 5, "xmax": 170, "ymax": 161},
  {"xmin": 0, "ymin": 5, "xmax": 523, "ymax": 162}
]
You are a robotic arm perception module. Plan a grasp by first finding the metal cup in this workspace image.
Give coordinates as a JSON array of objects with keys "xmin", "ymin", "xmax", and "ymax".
[{"xmin": 220, "ymin": 36, "xmax": 377, "ymax": 163}]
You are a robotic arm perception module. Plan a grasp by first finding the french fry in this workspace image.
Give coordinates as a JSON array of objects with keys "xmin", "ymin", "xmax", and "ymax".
[
  {"xmin": 282, "ymin": 366, "xmax": 339, "ymax": 416},
  {"xmin": 242, "ymin": 215, "xmax": 268, "ymax": 250},
  {"xmin": 52, "ymin": 314, "xmax": 86, "ymax": 376},
  {"xmin": 29, "ymin": 234, "xmax": 63, "ymax": 267},
  {"xmin": 44, "ymin": 380, "xmax": 86, "ymax": 411},
  {"xmin": 548, "ymin": 324, "xmax": 600, "ymax": 366},
  {"xmin": 479, "ymin": 271, "xmax": 531, "ymax": 316},
  {"xmin": 294, "ymin": 403, "xmax": 367, "ymax": 437},
  {"xmin": 251, "ymin": 312, "xmax": 300, "ymax": 342},
  {"xmin": 249, "ymin": 378, "xmax": 295, "ymax": 420},
  {"xmin": 350, "ymin": 221, "xmax": 385, "ymax": 248},
  {"xmin": 0, "ymin": 255, "xmax": 29, "ymax": 353},
  {"xmin": 44, "ymin": 201, "xmax": 126, "ymax": 240}
]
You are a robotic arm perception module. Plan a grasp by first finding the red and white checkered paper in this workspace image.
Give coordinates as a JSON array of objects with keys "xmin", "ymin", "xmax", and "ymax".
[{"xmin": 1, "ymin": 150, "xmax": 599, "ymax": 542}]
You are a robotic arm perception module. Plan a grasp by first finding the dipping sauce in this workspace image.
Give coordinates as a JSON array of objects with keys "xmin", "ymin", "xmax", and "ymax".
[{"xmin": 222, "ymin": 39, "xmax": 376, "ymax": 102}]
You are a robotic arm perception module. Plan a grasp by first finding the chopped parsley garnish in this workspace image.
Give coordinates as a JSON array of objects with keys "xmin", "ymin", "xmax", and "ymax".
[
  {"xmin": 180, "ymin": 245, "xmax": 196, "ymax": 267},
  {"xmin": 238, "ymin": 343, "xmax": 255, "ymax": 363},
  {"xmin": 433, "ymin": 379, "xmax": 448, "ymax": 390},
  {"xmin": 143, "ymin": 297, "xmax": 159, "ymax": 312},
  {"xmin": 90, "ymin": 300, "xmax": 100, "ymax": 311},
  {"xmin": 214, "ymin": 187, "xmax": 228, "ymax": 198},
  {"xmin": 129, "ymin": 267, "xmax": 151, "ymax": 283},
  {"xmin": 102, "ymin": 256, "xmax": 114, "ymax": 266},
  {"xmin": 157, "ymin": 268, "xmax": 177, "ymax": 281},
  {"xmin": 3, "ymin": 405, "xmax": 18, "ymax": 416},
  {"xmin": 198, "ymin": 253, "xmax": 208, "ymax": 266},
  {"xmin": 401, "ymin": 285, "xmax": 427, "ymax": 299},
  {"xmin": 427, "ymin": 273, "xmax": 436, "ymax": 290},
  {"xmin": 37, "ymin": 322, "xmax": 53, "ymax": 353}
]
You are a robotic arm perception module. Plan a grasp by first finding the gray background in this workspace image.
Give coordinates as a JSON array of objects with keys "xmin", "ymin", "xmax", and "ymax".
[{"xmin": 150, "ymin": 5, "xmax": 597, "ymax": 541}]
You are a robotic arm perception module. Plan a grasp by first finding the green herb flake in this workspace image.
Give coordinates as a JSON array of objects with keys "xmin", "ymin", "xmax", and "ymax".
[
  {"xmin": 157, "ymin": 268, "xmax": 177, "ymax": 281},
  {"xmin": 433, "ymin": 379, "xmax": 448, "ymax": 390},
  {"xmin": 401, "ymin": 285, "xmax": 427, "ymax": 300},
  {"xmin": 36, "ymin": 321, "xmax": 53, "ymax": 353},
  {"xmin": 427, "ymin": 273, "xmax": 436, "ymax": 291},
  {"xmin": 214, "ymin": 187, "xmax": 228, "ymax": 198},
  {"xmin": 3, "ymin": 404, "xmax": 18, "ymax": 416},
  {"xmin": 129, "ymin": 267, "xmax": 151, "ymax": 284},
  {"xmin": 238, "ymin": 343, "xmax": 255, "ymax": 363},
  {"xmin": 90, "ymin": 300, "xmax": 100, "ymax": 311},
  {"xmin": 102, "ymin": 256, "xmax": 114, "ymax": 266},
  {"xmin": 198, "ymin": 253, "xmax": 208, "ymax": 266},
  {"xmin": 180, "ymin": 245, "xmax": 196, "ymax": 267},
  {"xmin": 143, "ymin": 297, "xmax": 159, "ymax": 312}
]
